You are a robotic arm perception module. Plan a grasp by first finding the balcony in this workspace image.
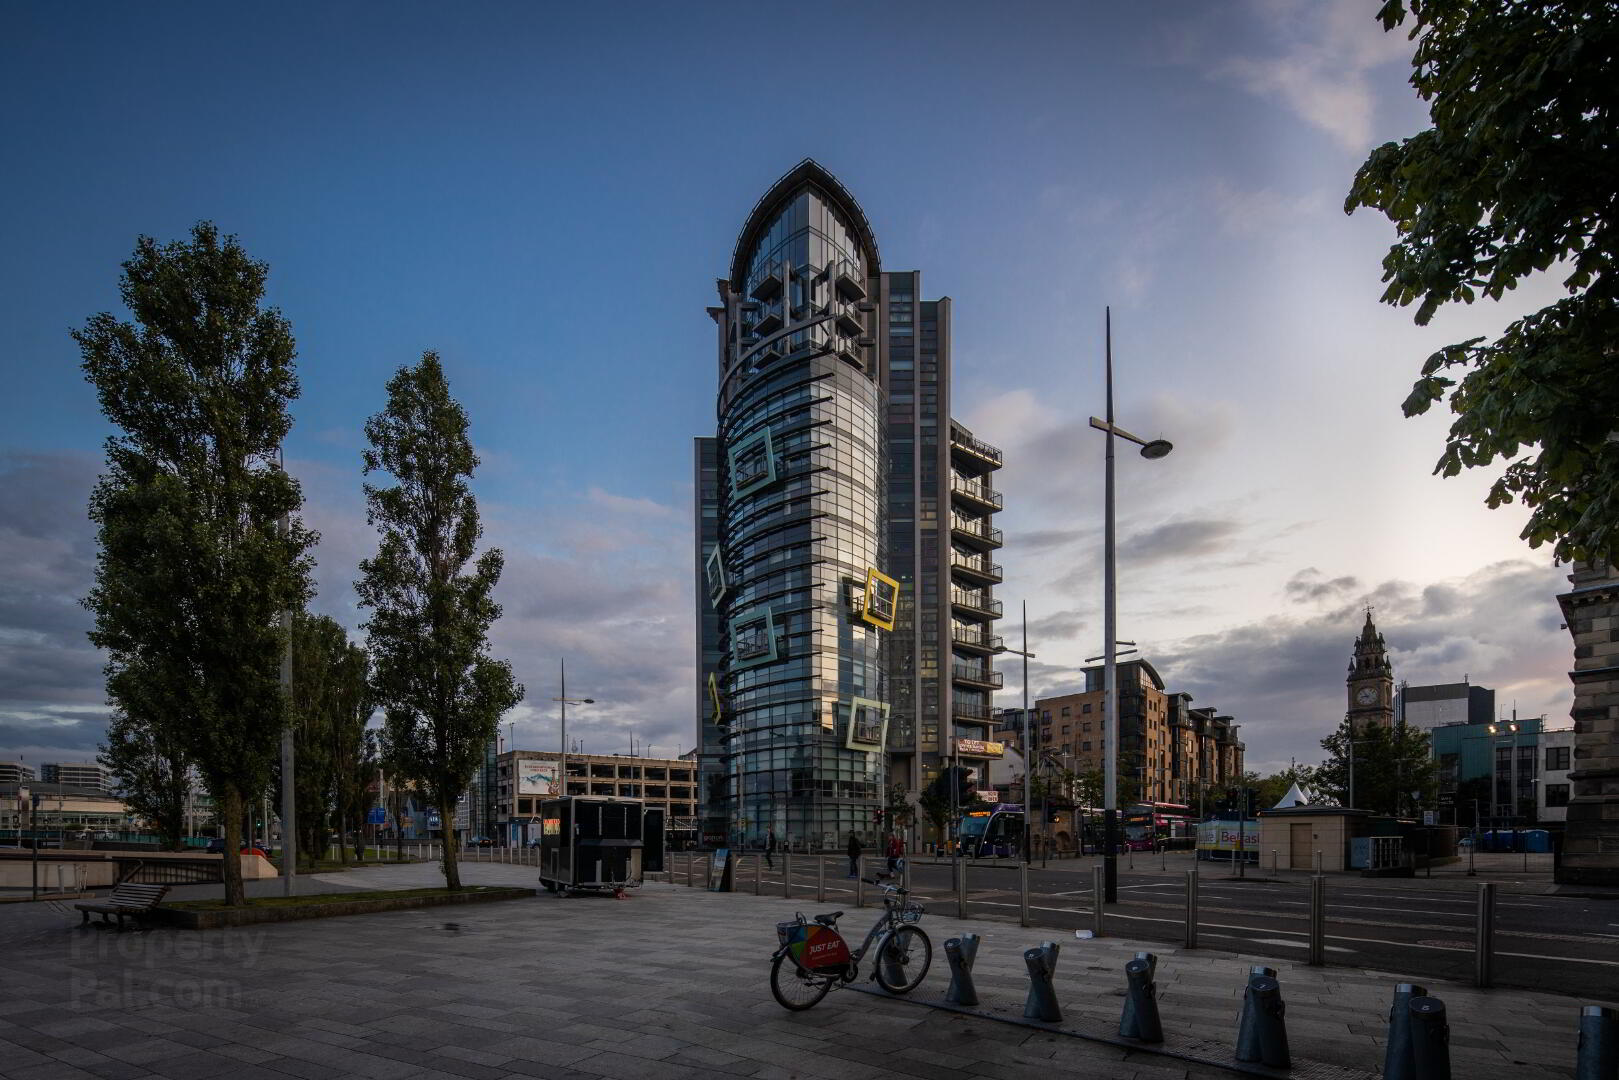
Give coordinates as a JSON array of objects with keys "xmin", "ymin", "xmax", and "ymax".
[
  {"xmin": 951, "ymin": 701, "xmax": 997, "ymax": 722},
  {"xmin": 833, "ymin": 302, "xmax": 864, "ymax": 337},
  {"xmin": 952, "ymin": 663, "xmax": 1004, "ymax": 690},
  {"xmin": 950, "ymin": 588, "xmax": 1003, "ymax": 619},
  {"xmin": 950, "ymin": 552, "xmax": 1003, "ymax": 585},
  {"xmin": 950, "ymin": 475, "xmax": 1003, "ymax": 512},
  {"xmin": 833, "ymin": 259, "xmax": 867, "ymax": 301},
  {"xmin": 749, "ymin": 261, "xmax": 783, "ymax": 301},
  {"xmin": 951, "ymin": 627, "xmax": 1004, "ymax": 653},
  {"xmin": 752, "ymin": 308, "xmax": 782, "ymax": 337},
  {"xmin": 950, "ymin": 425, "xmax": 1002, "ymax": 468},
  {"xmin": 950, "ymin": 516, "xmax": 1004, "ymax": 550}
]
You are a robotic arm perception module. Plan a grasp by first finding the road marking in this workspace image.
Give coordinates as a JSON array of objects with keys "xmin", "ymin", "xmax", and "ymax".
[{"xmin": 1202, "ymin": 933, "xmax": 1353, "ymax": 953}]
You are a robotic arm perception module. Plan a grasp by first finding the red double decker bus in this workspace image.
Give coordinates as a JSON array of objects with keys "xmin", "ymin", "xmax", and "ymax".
[{"xmin": 1121, "ymin": 802, "xmax": 1197, "ymax": 851}]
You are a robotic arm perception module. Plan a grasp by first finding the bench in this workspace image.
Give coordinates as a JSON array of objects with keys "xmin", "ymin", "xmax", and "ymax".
[{"xmin": 74, "ymin": 883, "xmax": 169, "ymax": 930}]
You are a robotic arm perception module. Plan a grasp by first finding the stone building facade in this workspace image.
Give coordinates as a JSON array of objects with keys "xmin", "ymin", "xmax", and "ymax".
[{"xmin": 1556, "ymin": 559, "xmax": 1619, "ymax": 885}]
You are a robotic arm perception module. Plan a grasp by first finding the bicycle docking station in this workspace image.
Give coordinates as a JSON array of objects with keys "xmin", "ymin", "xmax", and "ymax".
[
  {"xmin": 943, "ymin": 933, "xmax": 980, "ymax": 1006},
  {"xmin": 1021, "ymin": 941, "xmax": 1061, "ymax": 1022},
  {"xmin": 1234, "ymin": 965, "xmax": 1289, "ymax": 1070},
  {"xmin": 1577, "ymin": 1005, "xmax": 1618, "ymax": 1080},
  {"xmin": 1119, "ymin": 951, "xmax": 1163, "ymax": 1043}
]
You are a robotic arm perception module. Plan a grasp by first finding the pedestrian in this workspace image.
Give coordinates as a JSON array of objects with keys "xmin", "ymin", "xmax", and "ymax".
[
  {"xmin": 765, "ymin": 829, "xmax": 776, "ymax": 870},
  {"xmin": 885, "ymin": 831, "xmax": 903, "ymax": 875},
  {"xmin": 846, "ymin": 831, "xmax": 862, "ymax": 878}
]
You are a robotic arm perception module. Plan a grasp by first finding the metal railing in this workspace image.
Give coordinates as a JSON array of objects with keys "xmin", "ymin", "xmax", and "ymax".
[
  {"xmin": 950, "ymin": 476, "xmax": 1003, "ymax": 509},
  {"xmin": 950, "ymin": 552, "xmax": 1003, "ymax": 580},
  {"xmin": 951, "ymin": 627, "xmax": 1004, "ymax": 651},
  {"xmin": 952, "ymin": 663, "xmax": 1004, "ymax": 688},
  {"xmin": 950, "ymin": 516, "xmax": 1004, "ymax": 546},
  {"xmin": 950, "ymin": 589, "xmax": 1004, "ymax": 618},
  {"xmin": 950, "ymin": 427, "xmax": 1003, "ymax": 466}
]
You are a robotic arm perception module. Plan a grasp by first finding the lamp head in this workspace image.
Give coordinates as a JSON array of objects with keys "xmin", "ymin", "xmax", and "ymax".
[
  {"xmin": 582, "ymin": 698, "xmax": 595, "ymax": 704},
  {"xmin": 1140, "ymin": 439, "xmax": 1173, "ymax": 460}
]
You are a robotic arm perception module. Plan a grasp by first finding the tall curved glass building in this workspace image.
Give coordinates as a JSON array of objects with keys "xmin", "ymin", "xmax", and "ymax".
[{"xmin": 695, "ymin": 160, "xmax": 1006, "ymax": 851}]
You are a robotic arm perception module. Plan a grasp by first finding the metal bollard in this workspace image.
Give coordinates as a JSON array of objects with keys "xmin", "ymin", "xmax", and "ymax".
[
  {"xmin": 1271, "ymin": 848, "xmax": 1278, "ymax": 876},
  {"xmin": 1019, "ymin": 860, "xmax": 1031, "ymax": 927},
  {"xmin": 1023, "ymin": 941, "xmax": 1062, "ymax": 1022},
  {"xmin": 1382, "ymin": 982, "xmax": 1428, "ymax": 1080},
  {"xmin": 783, "ymin": 852, "xmax": 792, "ymax": 898},
  {"xmin": 1120, "ymin": 951, "xmax": 1163, "ymax": 1043},
  {"xmin": 957, "ymin": 856, "xmax": 968, "ymax": 919},
  {"xmin": 1235, "ymin": 965, "xmax": 1290, "ymax": 1069},
  {"xmin": 816, "ymin": 855, "xmax": 825, "ymax": 903},
  {"xmin": 1092, "ymin": 865, "xmax": 1105, "ymax": 937},
  {"xmin": 1408, "ymin": 996, "xmax": 1451, "ymax": 1080},
  {"xmin": 754, "ymin": 853, "xmax": 762, "ymax": 895},
  {"xmin": 1313, "ymin": 849, "xmax": 1323, "ymax": 876},
  {"xmin": 1184, "ymin": 868, "xmax": 1198, "ymax": 948},
  {"xmin": 944, "ymin": 934, "xmax": 981, "ymax": 1006},
  {"xmin": 1475, "ymin": 882, "xmax": 1495, "ymax": 988},
  {"xmin": 856, "ymin": 863, "xmax": 866, "ymax": 908},
  {"xmin": 1577, "ymin": 1005, "xmax": 1619, "ymax": 1080},
  {"xmin": 1160, "ymin": 844, "xmax": 1167, "ymax": 871},
  {"xmin": 1308, "ymin": 875, "xmax": 1326, "ymax": 966}
]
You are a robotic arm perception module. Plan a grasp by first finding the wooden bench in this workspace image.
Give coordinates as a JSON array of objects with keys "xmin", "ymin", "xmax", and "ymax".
[{"xmin": 74, "ymin": 883, "xmax": 169, "ymax": 930}]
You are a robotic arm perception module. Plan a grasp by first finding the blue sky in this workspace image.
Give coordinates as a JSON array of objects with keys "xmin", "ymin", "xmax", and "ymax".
[{"xmin": 0, "ymin": 2, "xmax": 1577, "ymax": 775}]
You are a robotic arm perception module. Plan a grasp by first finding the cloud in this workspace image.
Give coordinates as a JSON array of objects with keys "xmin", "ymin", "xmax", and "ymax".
[
  {"xmin": 1156, "ymin": 559, "xmax": 1570, "ymax": 774},
  {"xmin": 1028, "ymin": 609, "xmax": 1088, "ymax": 642},
  {"xmin": 1124, "ymin": 517, "xmax": 1243, "ymax": 565},
  {"xmin": 1284, "ymin": 567, "xmax": 1360, "ymax": 604},
  {"xmin": 1211, "ymin": 181, "xmax": 1326, "ymax": 237}
]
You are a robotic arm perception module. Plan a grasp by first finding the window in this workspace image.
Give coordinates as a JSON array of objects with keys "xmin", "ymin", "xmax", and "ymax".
[
  {"xmin": 1546, "ymin": 746, "xmax": 1570, "ymax": 772},
  {"xmin": 1061, "ymin": 707, "xmax": 1070, "ymax": 717},
  {"xmin": 1082, "ymin": 703, "xmax": 1092, "ymax": 714},
  {"xmin": 1544, "ymin": 784, "xmax": 1570, "ymax": 808}
]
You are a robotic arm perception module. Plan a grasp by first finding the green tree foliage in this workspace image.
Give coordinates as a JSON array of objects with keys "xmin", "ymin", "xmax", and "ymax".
[
  {"xmin": 77, "ymin": 223, "xmax": 314, "ymax": 905},
  {"xmin": 1249, "ymin": 766, "xmax": 1317, "ymax": 811},
  {"xmin": 98, "ymin": 664, "xmax": 191, "ymax": 850},
  {"xmin": 1313, "ymin": 719, "xmax": 1437, "ymax": 817},
  {"xmin": 883, "ymin": 781, "xmax": 916, "ymax": 833},
  {"xmin": 1345, "ymin": 1, "xmax": 1619, "ymax": 564},
  {"xmin": 279, "ymin": 612, "xmax": 372, "ymax": 868},
  {"xmin": 357, "ymin": 352, "xmax": 523, "ymax": 890}
]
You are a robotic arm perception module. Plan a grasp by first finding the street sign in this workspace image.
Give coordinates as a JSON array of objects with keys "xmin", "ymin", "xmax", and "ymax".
[
  {"xmin": 366, "ymin": 807, "xmax": 387, "ymax": 825},
  {"xmin": 1422, "ymin": 810, "xmax": 1437, "ymax": 825}
]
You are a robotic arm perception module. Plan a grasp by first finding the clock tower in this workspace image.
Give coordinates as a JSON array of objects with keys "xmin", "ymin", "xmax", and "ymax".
[{"xmin": 1347, "ymin": 609, "xmax": 1394, "ymax": 730}]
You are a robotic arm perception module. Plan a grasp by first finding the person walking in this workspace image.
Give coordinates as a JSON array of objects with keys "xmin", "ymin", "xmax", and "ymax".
[
  {"xmin": 765, "ymin": 829, "xmax": 776, "ymax": 870},
  {"xmin": 846, "ymin": 831, "xmax": 862, "ymax": 878},
  {"xmin": 885, "ymin": 831, "xmax": 903, "ymax": 875}
]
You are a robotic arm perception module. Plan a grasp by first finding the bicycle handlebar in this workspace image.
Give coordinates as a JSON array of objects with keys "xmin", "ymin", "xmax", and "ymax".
[{"xmin": 861, "ymin": 877, "xmax": 907, "ymax": 894}]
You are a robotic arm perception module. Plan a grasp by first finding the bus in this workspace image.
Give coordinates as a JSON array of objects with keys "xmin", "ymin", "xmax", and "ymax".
[
  {"xmin": 958, "ymin": 804, "xmax": 1024, "ymax": 858},
  {"xmin": 1121, "ymin": 802, "xmax": 1197, "ymax": 851}
]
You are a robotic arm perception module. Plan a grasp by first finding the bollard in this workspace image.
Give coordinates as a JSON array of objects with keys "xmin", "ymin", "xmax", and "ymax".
[
  {"xmin": 1313, "ymin": 849, "xmax": 1323, "ymax": 876},
  {"xmin": 902, "ymin": 854, "xmax": 911, "ymax": 894},
  {"xmin": 685, "ymin": 851, "xmax": 693, "ymax": 886},
  {"xmin": 1475, "ymin": 882, "xmax": 1495, "ymax": 988},
  {"xmin": 1235, "ymin": 966, "xmax": 1290, "ymax": 1069},
  {"xmin": 1129, "ymin": 845, "xmax": 1135, "ymax": 870},
  {"xmin": 1408, "ymin": 997, "xmax": 1451, "ymax": 1080},
  {"xmin": 1184, "ymin": 868, "xmax": 1198, "ymax": 948},
  {"xmin": 958, "ymin": 856, "xmax": 968, "ymax": 919},
  {"xmin": 944, "ymin": 934, "xmax": 981, "ymax": 1006},
  {"xmin": 1577, "ymin": 1005, "xmax": 1619, "ymax": 1080},
  {"xmin": 1120, "ymin": 951, "xmax": 1164, "ymax": 1043},
  {"xmin": 1307, "ymin": 875, "xmax": 1326, "ymax": 966},
  {"xmin": 857, "ymin": 864, "xmax": 866, "ymax": 908},
  {"xmin": 1023, "ymin": 941, "xmax": 1062, "ymax": 1022},
  {"xmin": 1271, "ymin": 848, "xmax": 1278, "ymax": 876},
  {"xmin": 1092, "ymin": 865, "xmax": 1105, "ymax": 937},
  {"xmin": 1382, "ymin": 982, "xmax": 1428, "ymax": 1080},
  {"xmin": 1161, "ymin": 844, "xmax": 1167, "ymax": 871},
  {"xmin": 1019, "ymin": 860, "xmax": 1031, "ymax": 927},
  {"xmin": 816, "ymin": 854, "xmax": 825, "ymax": 903},
  {"xmin": 783, "ymin": 852, "xmax": 792, "ymax": 898}
]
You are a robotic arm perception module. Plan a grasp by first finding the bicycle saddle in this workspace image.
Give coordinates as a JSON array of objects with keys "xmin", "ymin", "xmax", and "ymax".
[{"xmin": 813, "ymin": 911, "xmax": 842, "ymax": 926}]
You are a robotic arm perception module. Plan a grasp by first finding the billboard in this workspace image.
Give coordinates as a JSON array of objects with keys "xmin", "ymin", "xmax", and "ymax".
[
  {"xmin": 518, "ymin": 761, "xmax": 559, "ymax": 796},
  {"xmin": 1196, "ymin": 820, "xmax": 1260, "ymax": 851},
  {"xmin": 955, "ymin": 738, "xmax": 1005, "ymax": 758}
]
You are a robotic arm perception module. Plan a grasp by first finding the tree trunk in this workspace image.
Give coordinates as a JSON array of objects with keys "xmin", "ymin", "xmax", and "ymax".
[
  {"xmin": 338, "ymin": 810, "xmax": 349, "ymax": 866},
  {"xmin": 220, "ymin": 784, "xmax": 246, "ymax": 906},
  {"xmin": 439, "ymin": 798, "xmax": 461, "ymax": 889}
]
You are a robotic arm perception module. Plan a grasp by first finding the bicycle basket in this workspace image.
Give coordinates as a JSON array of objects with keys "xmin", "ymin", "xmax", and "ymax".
[
  {"xmin": 901, "ymin": 900, "xmax": 925, "ymax": 923},
  {"xmin": 776, "ymin": 917, "xmax": 805, "ymax": 948}
]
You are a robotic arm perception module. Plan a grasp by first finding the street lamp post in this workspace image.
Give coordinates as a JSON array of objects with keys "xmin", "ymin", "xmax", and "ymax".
[
  {"xmin": 552, "ymin": 657, "xmax": 594, "ymax": 800},
  {"xmin": 1091, "ymin": 307, "xmax": 1173, "ymax": 905},
  {"xmin": 995, "ymin": 603, "xmax": 1036, "ymax": 865}
]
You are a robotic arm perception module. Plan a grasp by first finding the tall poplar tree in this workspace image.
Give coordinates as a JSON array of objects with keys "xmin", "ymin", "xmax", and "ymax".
[
  {"xmin": 98, "ymin": 663, "xmax": 191, "ymax": 850},
  {"xmin": 78, "ymin": 223, "xmax": 314, "ymax": 905},
  {"xmin": 357, "ymin": 352, "xmax": 523, "ymax": 890}
]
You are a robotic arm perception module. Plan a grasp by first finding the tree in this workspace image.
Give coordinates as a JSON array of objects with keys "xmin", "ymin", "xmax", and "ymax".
[
  {"xmin": 1345, "ymin": 1, "xmax": 1619, "ymax": 565},
  {"xmin": 278, "ymin": 612, "xmax": 371, "ymax": 868},
  {"xmin": 883, "ymin": 782, "xmax": 916, "ymax": 834},
  {"xmin": 1313, "ymin": 719, "xmax": 1437, "ymax": 817},
  {"xmin": 1250, "ymin": 766, "xmax": 1316, "ymax": 811},
  {"xmin": 357, "ymin": 352, "xmax": 523, "ymax": 890},
  {"xmin": 98, "ymin": 664, "xmax": 191, "ymax": 850},
  {"xmin": 917, "ymin": 787, "xmax": 952, "ymax": 848},
  {"xmin": 78, "ymin": 223, "xmax": 314, "ymax": 906}
]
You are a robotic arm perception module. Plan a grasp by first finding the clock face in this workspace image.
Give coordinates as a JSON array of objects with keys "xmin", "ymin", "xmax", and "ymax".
[{"xmin": 1356, "ymin": 687, "xmax": 1378, "ymax": 706}]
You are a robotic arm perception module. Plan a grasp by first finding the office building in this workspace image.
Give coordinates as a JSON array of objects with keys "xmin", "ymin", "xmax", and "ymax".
[
  {"xmin": 1537, "ymin": 728, "xmax": 1575, "ymax": 824},
  {"xmin": 0, "ymin": 762, "xmax": 35, "ymax": 785},
  {"xmin": 40, "ymin": 762, "xmax": 112, "ymax": 794},
  {"xmin": 1431, "ymin": 714, "xmax": 1542, "ymax": 825},
  {"xmin": 1397, "ymin": 680, "xmax": 1494, "ymax": 731},
  {"xmin": 1556, "ymin": 559, "xmax": 1619, "ymax": 884},
  {"xmin": 491, "ymin": 750, "xmax": 697, "ymax": 847},
  {"xmin": 694, "ymin": 160, "xmax": 1005, "ymax": 850}
]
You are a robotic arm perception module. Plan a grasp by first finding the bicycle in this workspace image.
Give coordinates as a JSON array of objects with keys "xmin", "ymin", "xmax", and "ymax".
[{"xmin": 769, "ymin": 875, "xmax": 931, "ymax": 1011}]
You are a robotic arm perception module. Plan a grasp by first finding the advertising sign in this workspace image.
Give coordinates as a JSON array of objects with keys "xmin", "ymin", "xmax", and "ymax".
[
  {"xmin": 955, "ymin": 739, "xmax": 1005, "ymax": 758},
  {"xmin": 366, "ymin": 807, "xmax": 387, "ymax": 825},
  {"xmin": 1196, "ymin": 820, "xmax": 1261, "ymax": 851},
  {"xmin": 518, "ymin": 760, "xmax": 558, "ymax": 796},
  {"xmin": 707, "ymin": 848, "xmax": 730, "ymax": 891}
]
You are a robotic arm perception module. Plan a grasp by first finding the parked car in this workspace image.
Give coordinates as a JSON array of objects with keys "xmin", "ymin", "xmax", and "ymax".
[
  {"xmin": 204, "ymin": 838, "xmax": 267, "ymax": 856},
  {"xmin": 467, "ymin": 836, "xmax": 495, "ymax": 847}
]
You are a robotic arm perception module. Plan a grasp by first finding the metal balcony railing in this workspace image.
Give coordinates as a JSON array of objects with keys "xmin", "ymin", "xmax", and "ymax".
[
  {"xmin": 951, "ymin": 701, "xmax": 996, "ymax": 720},
  {"xmin": 951, "ymin": 628, "xmax": 1004, "ymax": 652},
  {"xmin": 952, "ymin": 664, "xmax": 1004, "ymax": 688},
  {"xmin": 950, "ymin": 589, "xmax": 1003, "ymax": 618},
  {"xmin": 950, "ymin": 552, "xmax": 1003, "ymax": 581},
  {"xmin": 950, "ymin": 475, "xmax": 1003, "ymax": 509},
  {"xmin": 950, "ymin": 516, "xmax": 1004, "ymax": 547},
  {"xmin": 950, "ymin": 426, "xmax": 1003, "ymax": 466}
]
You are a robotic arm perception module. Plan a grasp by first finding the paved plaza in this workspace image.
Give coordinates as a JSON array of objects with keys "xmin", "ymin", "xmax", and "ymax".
[{"xmin": 0, "ymin": 861, "xmax": 1612, "ymax": 1080}]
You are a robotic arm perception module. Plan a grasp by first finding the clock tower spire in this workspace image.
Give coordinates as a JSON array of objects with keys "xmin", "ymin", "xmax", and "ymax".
[{"xmin": 1347, "ymin": 607, "xmax": 1394, "ymax": 730}]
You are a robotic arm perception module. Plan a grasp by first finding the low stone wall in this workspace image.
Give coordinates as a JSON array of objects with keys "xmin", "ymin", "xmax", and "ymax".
[{"xmin": 151, "ymin": 886, "xmax": 535, "ymax": 929}]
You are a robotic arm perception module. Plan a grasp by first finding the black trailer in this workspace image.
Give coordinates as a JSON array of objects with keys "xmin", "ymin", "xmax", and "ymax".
[{"xmin": 536, "ymin": 796, "xmax": 664, "ymax": 895}]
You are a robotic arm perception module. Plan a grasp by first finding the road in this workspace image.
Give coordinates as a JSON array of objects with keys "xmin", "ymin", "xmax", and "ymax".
[{"xmin": 710, "ymin": 850, "xmax": 1619, "ymax": 999}]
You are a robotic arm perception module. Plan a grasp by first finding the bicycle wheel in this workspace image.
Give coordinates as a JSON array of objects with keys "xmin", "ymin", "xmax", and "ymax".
[
  {"xmin": 770, "ymin": 952, "xmax": 834, "ymax": 1011},
  {"xmin": 874, "ymin": 925, "xmax": 932, "ymax": 994}
]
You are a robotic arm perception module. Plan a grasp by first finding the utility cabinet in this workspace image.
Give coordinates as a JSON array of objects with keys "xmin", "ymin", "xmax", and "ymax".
[{"xmin": 537, "ymin": 796, "xmax": 664, "ymax": 894}]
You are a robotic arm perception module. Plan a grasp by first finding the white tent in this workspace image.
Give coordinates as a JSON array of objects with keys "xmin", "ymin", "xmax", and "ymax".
[{"xmin": 1270, "ymin": 781, "xmax": 1315, "ymax": 809}]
